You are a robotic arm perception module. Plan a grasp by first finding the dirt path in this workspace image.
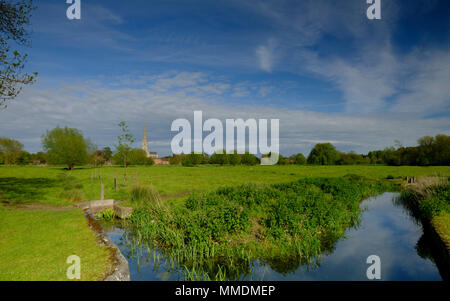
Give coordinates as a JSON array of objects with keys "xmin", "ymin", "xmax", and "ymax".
[{"xmin": 1, "ymin": 203, "xmax": 75, "ymax": 211}]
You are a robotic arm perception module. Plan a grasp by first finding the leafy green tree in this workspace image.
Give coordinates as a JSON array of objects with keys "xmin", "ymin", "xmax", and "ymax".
[
  {"xmin": 336, "ymin": 151, "xmax": 367, "ymax": 165},
  {"xmin": 381, "ymin": 147, "xmax": 401, "ymax": 166},
  {"xmin": 241, "ymin": 152, "xmax": 259, "ymax": 165},
  {"xmin": 433, "ymin": 134, "xmax": 450, "ymax": 165},
  {"xmin": 41, "ymin": 126, "xmax": 91, "ymax": 170},
  {"xmin": 307, "ymin": 143, "xmax": 339, "ymax": 165},
  {"xmin": 169, "ymin": 154, "xmax": 184, "ymax": 165},
  {"xmin": 275, "ymin": 153, "xmax": 289, "ymax": 165},
  {"xmin": 367, "ymin": 150, "xmax": 384, "ymax": 164},
  {"xmin": 0, "ymin": 0, "xmax": 37, "ymax": 108},
  {"xmin": 91, "ymin": 149, "xmax": 106, "ymax": 167},
  {"xmin": 210, "ymin": 150, "xmax": 229, "ymax": 165},
  {"xmin": 0, "ymin": 136, "xmax": 23, "ymax": 164},
  {"xmin": 16, "ymin": 150, "xmax": 31, "ymax": 164},
  {"xmin": 129, "ymin": 148, "xmax": 154, "ymax": 165},
  {"xmin": 182, "ymin": 152, "xmax": 205, "ymax": 166},
  {"xmin": 293, "ymin": 153, "xmax": 306, "ymax": 165},
  {"xmin": 102, "ymin": 146, "xmax": 112, "ymax": 162},
  {"xmin": 115, "ymin": 121, "xmax": 135, "ymax": 183},
  {"xmin": 228, "ymin": 152, "xmax": 241, "ymax": 166},
  {"xmin": 31, "ymin": 151, "xmax": 46, "ymax": 164}
]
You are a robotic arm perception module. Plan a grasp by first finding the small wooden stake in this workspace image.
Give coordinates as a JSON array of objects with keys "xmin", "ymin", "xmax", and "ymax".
[{"xmin": 100, "ymin": 184, "xmax": 104, "ymax": 201}]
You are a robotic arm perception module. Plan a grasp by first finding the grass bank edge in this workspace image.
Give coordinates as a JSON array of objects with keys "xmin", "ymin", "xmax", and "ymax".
[{"xmin": 399, "ymin": 177, "xmax": 450, "ymax": 252}]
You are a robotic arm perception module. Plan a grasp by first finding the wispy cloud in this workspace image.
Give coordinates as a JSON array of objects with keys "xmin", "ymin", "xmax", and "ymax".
[{"xmin": 256, "ymin": 39, "xmax": 277, "ymax": 72}]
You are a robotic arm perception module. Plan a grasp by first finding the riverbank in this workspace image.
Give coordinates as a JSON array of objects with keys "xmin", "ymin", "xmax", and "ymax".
[
  {"xmin": 398, "ymin": 177, "xmax": 450, "ymax": 280},
  {"xmin": 399, "ymin": 177, "xmax": 450, "ymax": 252}
]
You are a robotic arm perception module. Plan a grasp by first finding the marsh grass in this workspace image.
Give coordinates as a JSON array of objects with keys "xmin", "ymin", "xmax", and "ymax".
[
  {"xmin": 399, "ymin": 177, "xmax": 450, "ymax": 252},
  {"xmin": 130, "ymin": 184, "xmax": 161, "ymax": 207}
]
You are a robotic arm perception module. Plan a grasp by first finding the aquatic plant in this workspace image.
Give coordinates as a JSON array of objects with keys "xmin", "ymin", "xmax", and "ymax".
[{"xmin": 96, "ymin": 208, "xmax": 116, "ymax": 221}]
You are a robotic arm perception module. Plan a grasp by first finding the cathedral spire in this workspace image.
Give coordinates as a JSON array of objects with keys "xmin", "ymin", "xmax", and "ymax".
[{"xmin": 142, "ymin": 126, "xmax": 150, "ymax": 157}]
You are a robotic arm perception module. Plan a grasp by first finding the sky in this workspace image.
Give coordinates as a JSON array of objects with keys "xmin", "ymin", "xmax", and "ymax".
[{"xmin": 0, "ymin": 0, "xmax": 449, "ymax": 156}]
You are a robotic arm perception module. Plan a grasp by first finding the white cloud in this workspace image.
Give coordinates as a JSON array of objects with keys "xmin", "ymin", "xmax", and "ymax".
[
  {"xmin": 149, "ymin": 72, "xmax": 206, "ymax": 92},
  {"xmin": 256, "ymin": 39, "xmax": 277, "ymax": 72}
]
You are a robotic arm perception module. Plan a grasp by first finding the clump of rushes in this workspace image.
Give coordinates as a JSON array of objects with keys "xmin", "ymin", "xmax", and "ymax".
[
  {"xmin": 127, "ymin": 175, "xmax": 391, "ymax": 280},
  {"xmin": 58, "ymin": 173, "xmax": 85, "ymax": 202},
  {"xmin": 96, "ymin": 208, "xmax": 116, "ymax": 221},
  {"xmin": 130, "ymin": 184, "xmax": 161, "ymax": 208},
  {"xmin": 61, "ymin": 189, "xmax": 84, "ymax": 202}
]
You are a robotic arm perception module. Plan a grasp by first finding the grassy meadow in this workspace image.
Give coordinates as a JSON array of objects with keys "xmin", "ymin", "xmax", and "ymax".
[
  {"xmin": 1, "ymin": 164, "xmax": 449, "ymax": 207},
  {"xmin": 1, "ymin": 164, "xmax": 449, "ymax": 280}
]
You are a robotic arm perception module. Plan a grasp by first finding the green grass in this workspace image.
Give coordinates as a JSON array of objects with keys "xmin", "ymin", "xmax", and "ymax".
[
  {"xmin": 1, "ymin": 165, "xmax": 449, "ymax": 207},
  {"xmin": 433, "ymin": 213, "xmax": 450, "ymax": 251},
  {"xmin": 0, "ymin": 206, "xmax": 113, "ymax": 280}
]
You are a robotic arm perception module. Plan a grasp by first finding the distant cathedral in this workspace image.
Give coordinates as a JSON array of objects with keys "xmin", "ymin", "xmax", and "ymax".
[{"xmin": 142, "ymin": 126, "xmax": 158, "ymax": 158}]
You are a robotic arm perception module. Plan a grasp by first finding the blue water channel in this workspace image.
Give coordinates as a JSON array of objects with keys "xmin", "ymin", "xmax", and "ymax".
[{"xmin": 103, "ymin": 193, "xmax": 444, "ymax": 281}]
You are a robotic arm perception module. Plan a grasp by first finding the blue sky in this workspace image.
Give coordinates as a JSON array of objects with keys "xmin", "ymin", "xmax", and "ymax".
[{"xmin": 1, "ymin": 0, "xmax": 449, "ymax": 156}]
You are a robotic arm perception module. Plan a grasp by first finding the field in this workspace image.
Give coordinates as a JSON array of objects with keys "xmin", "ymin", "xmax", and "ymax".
[
  {"xmin": 1, "ymin": 165, "xmax": 449, "ymax": 207},
  {"xmin": 1, "ymin": 164, "xmax": 449, "ymax": 280}
]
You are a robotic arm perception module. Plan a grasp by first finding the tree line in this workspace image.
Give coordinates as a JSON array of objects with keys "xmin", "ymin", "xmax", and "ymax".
[
  {"xmin": 0, "ymin": 125, "xmax": 154, "ymax": 169},
  {"xmin": 0, "ymin": 126, "xmax": 448, "ymax": 168}
]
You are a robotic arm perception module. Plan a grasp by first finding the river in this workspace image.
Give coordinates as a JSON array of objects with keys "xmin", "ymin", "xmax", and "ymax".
[{"xmin": 103, "ymin": 192, "xmax": 445, "ymax": 281}]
